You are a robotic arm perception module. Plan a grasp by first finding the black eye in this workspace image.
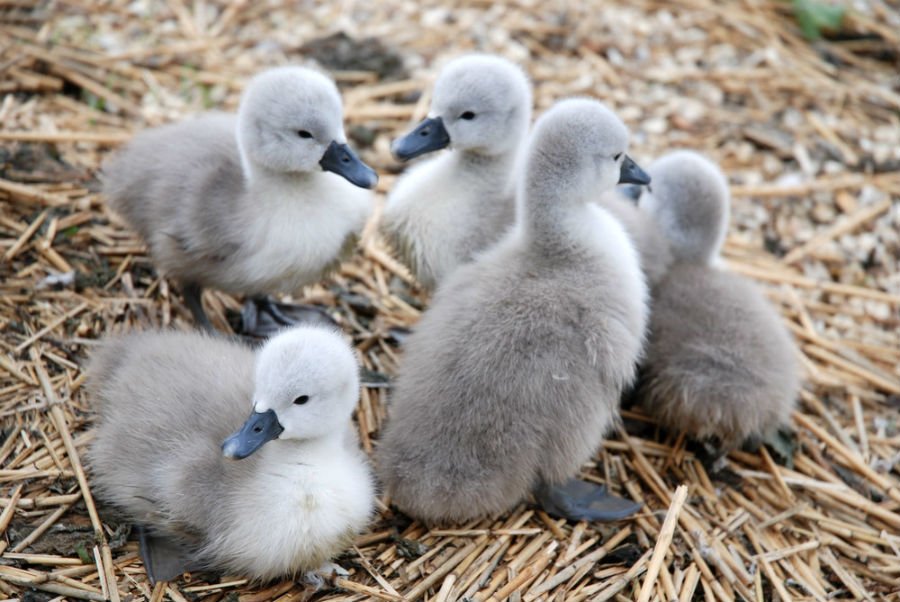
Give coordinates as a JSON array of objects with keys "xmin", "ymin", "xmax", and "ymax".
[
  {"xmin": 460, "ymin": 111, "xmax": 476, "ymax": 120},
  {"xmin": 297, "ymin": 130, "xmax": 313, "ymax": 139},
  {"xmin": 613, "ymin": 152, "xmax": 623, "ymax": 161},
  {"xmin": 293, "ymin": 395, "xmax": 310, "ymax": 405}
]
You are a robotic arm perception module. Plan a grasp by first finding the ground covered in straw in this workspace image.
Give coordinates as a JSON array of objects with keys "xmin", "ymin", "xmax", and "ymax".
[{"xmin": 1, "ymin": 0, "xmax": 899, "ymax": 600}]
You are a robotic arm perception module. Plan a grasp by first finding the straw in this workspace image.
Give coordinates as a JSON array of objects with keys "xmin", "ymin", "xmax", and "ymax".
[{"xmin": 1, "ymin": 0, "xmax": 898, "ymax": 600}]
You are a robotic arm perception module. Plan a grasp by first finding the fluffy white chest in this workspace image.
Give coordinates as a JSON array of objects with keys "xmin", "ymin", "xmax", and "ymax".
[
  {"xmin": 383, "ymin": 157, "xmax": 493, "ymax": 288},
  {"xmin": 572, "ymin": 204, "xmax": 649, "ymax": 333},
  {"xmin": 212, "ymin": 444, "xmax": 373, "ymax": 580},
  {"xmin": 237, "ymin": 174, "xmax": 371, "ymax": 293}
]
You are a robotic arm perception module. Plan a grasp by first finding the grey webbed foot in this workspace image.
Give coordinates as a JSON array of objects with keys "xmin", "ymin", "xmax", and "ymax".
[
  {"xmin": 535, "ymin": 479, "xmax": 642, "ymax": 522},
  {"xmin": 695, "ymin": 438, "xmax": 728, "ymax": 473},
  {"xmin": 302, "ymin": 562, "xmax": 349, "ymax": 590},
  {"xmin": 136, "ymin": 524, "xmax": 196, "ymax": 585},
  {"xmin": 387, "ymin": 325, "xmax": 413, "ymax": 346},
  {"xmin": 182, "ymin": 283, "xmax": 215, "ymax": 332},
  {"xmin": 240, "ymin": 295, "xmax": 337, "ymax": 338}
]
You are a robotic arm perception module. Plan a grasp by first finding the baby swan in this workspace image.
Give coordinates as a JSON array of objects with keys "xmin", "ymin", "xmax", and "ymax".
[
  {"xmin": 88, "ymin": 326, "xmax": 373, "ymax": 583},
  {"xmin": 103, "ymin": 66, "xmax": 377, "ymax": 336},
  {"xmin": 382, "ymin": 54, "xmax": 532, "ymax": 290},
  {"xmin": 377, "ymin": 99, "xmax": 650, "ymax": 524},
  {"xmin": 635, "ymin": 151, "xmax": 799, "ymax": 451}
]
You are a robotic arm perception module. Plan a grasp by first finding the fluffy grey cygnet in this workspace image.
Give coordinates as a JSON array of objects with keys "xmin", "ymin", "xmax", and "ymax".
[
  {"xmin": 634, "ymin": 150, "xmax": 800, "ymax": 450},
  {"xmin": 382, "ymin": 54, "xmax": 532, "ymax": 289},
  {"xmin": 103, "ymin": 66, "xmax": 377, "ymax": 336},
  {"xmin": 377, "ymin": 98, "xmax": 651, "ymax": 524},
  {"xmin": 88, "ymin": 326, "xmax": 374, "ymax": 583}
]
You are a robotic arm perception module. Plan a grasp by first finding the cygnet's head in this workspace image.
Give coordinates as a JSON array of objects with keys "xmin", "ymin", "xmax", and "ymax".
[
  {"xmin": 523, "ymin": 98, "xmax": 650, "ymax": 201},
  {"xmin": 392, "ymin": 54, "xmax": 532, "ymax": 161},
  {"xmin": 237, "ymin": 66, "xmax": 377, "ymax": 188},
  {"xmin": 222, "ymin": 326, "xmax": 360, "ymax": 460},
  {"xmin": 639, "ymin": 150, "xmax": 730, "ymax": 264}
]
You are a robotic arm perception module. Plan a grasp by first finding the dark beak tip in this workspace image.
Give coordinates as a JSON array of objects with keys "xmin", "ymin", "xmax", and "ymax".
[
  {"xmin": 618, "ymin": 155, "xmax": 652, "ymax": 186},
  {"xmin": 358, "ymin": 173, "xmax": 378, "ymax": 190},
  {"xmin": 392, "ymin": 117, "xmax": 450, "ymax": 162},
  {"xmin": 221, "ymin": 409, "xmax": 283, "ymax": 460},
  {"xmin": 391, "ymin": 138, "xmax": 419, "ymax": 162},
  {"xmin": 319, "ymin": 141, "xmax": 377, "ymax": 189},
  {"xmin": 391, "ymin": 145, "xmax": 411, "ymax": 162},
  {"xmin": 221, "ymin": 433, "xmax": 248, "ymax": 460},
  {"xmin": 221, "ymin": 441, "xmax": 242, "ymax": 460}
]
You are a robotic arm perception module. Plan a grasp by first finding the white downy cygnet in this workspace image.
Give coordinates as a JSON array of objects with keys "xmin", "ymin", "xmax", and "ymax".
[
  {"xmin": 377, "ymin": 98, "xmax": 651, "ymax": 524},
  {"xmin": 88, "ymin": 326, "xmax": 374, "ymax": 583},
  {"xmin": 382, "ymin": 54, "xmax": 532, "ymax": 290},
  {"xmin": 634, "ymin": 150, "xmax": 800, "ymax": 451},
  {"xmin": 103, "ymin": 66, "xmax": 377, "ymax": 336}
]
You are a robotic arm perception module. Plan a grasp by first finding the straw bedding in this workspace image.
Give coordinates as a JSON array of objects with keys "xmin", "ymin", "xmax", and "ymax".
[{"xmin": 1, "ymin": 0, "xmax": 898, "ymax": 600}]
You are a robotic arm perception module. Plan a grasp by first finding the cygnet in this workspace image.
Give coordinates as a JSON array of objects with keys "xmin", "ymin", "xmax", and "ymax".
[
  {"xmin": 633, "ymin": 150, "xmax": 800, "ymax": 451},
  {"xmin": 382, "ymin": 54, "xmax": 532, "ymax": 289},
  {"xmin": 103, "ymin": 66, "xmax": 377, "ymax": 336},
  {"xmin": 377, "ymin": 98, "xmax": 651, "ymax": 524},
  {"xmin": 88, "ymin": 326, "xmax": 374, "ymax": 583}
]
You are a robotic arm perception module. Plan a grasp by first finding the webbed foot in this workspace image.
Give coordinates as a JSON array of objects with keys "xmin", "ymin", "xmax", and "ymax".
[
  {"xmin": 695, "ymin": 438, "xmax": 729, "ymax": 473},
  {"xmin": 240, "ymin": 295, "xmax": 337, "ymax": 337},
  {"xmin": 535, "ymin": 479, "xmax": 642, "ymax": 522},
  {"xmin": 136, "ymin": 524, "xmax": 197, "ymax": 585},
  {"xmin": 387, "ymin": 325, "xmax": 413, "ymax": 346},
  {"xmin": 302, "ymin": 562, "xmax": 349, "ymax": 590},
  {"xmin": 182, "ymin": 283, "xmax": 215, "ymax": 332}
]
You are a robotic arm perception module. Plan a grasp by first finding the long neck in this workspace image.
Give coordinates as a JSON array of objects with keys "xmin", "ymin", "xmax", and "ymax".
[
  {"xmin": 518, "ymin": 151, "xmax": 588, "ymax": 253},
  {"xmin": 453, "ymin": 147, "xmax": 520, "ymax": 195},
  {"xmin": 258, "ymin": 431, "xmax": 344, "ymax": 466},
  {"xmin": 246, "ymin": 161, "xmax": 314, "ymax": 187},
  {"xmin": 241, "ymin": 157, "xmax": 318, "ymax": 209}
]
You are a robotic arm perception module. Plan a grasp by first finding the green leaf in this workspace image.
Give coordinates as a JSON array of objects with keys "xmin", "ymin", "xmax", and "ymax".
[
  {"xmin": 200, "ymin": 84, "xmax": 214, "ymax": 109},
  {"xmin": 82, "ymin": 90, "xmax": 106, "ymax": 112},
  {"xmin": 791, "ymin": 0, "xmax": 846, "ymax": 40},
  {"xmin": 75, "ymin": 542, "xmax": 91, "ymax": 564}
]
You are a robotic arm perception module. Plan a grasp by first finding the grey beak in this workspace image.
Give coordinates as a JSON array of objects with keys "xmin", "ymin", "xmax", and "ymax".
[
  {"xmin": 319, "ymin": 141, "xmax": 378, "ymax": 189},
  {"xmin": 392, "ymin": 117, "xmax": 451, "ymax": 161},
  {"xmin": 222, "ymin": 409, "xmax": 284, "ymax": 460},
  {"xmin": 617, "ymin": 184, "xmax": 645, "ymax": 204},
  {"xmin": 618, "ymin": 155, "xmax": 651, "ymax": 186}
]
